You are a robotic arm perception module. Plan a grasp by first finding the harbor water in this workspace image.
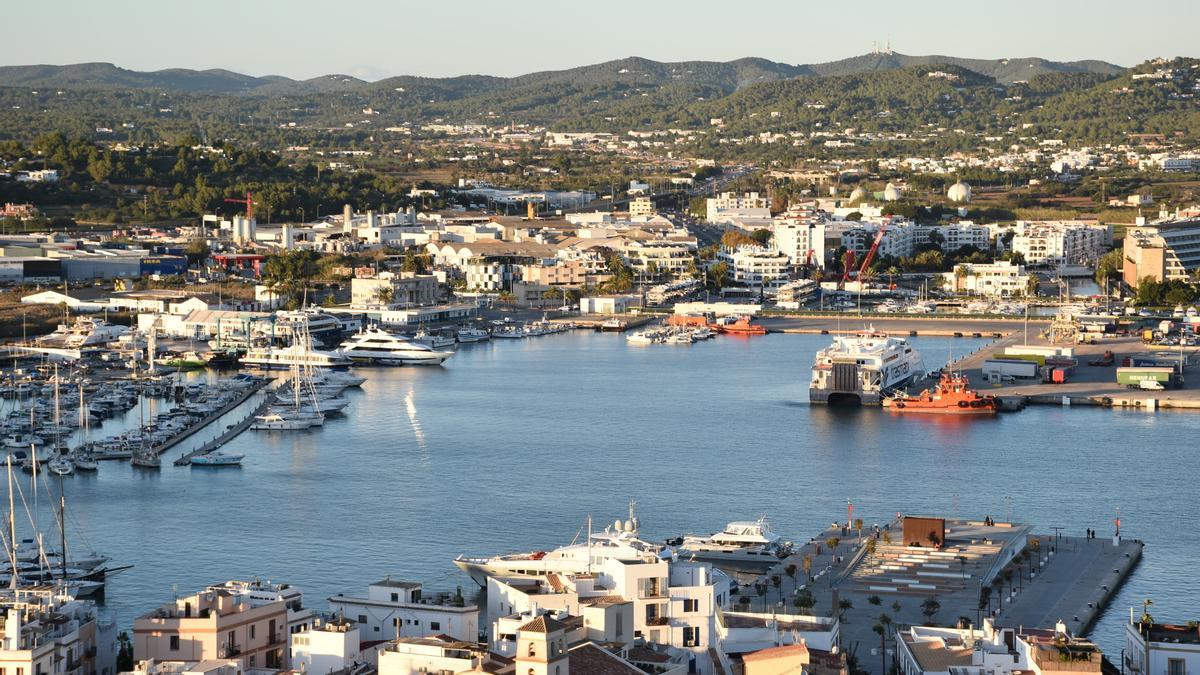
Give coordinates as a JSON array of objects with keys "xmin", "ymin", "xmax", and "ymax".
[{"xmin": 23, "ymin": 330, "xmax": 1196, "ymax": 655}]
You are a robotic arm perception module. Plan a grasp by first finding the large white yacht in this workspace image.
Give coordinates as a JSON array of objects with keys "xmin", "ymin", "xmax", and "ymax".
[
  {"xmin": 453, "ymin": 507, "xmax": 665, "ymax": 586},
  {"xmin": 338, "ymin": 326, "xmax": 453, "ymax": 366},
  {"xmin": 673, "ymin": 519, "xmax": 792, "ymax": 572},
  {"xmin": 240, "ymin": 344, "xmax": 352, "ymax": 369},
  {"xmin": 36, "ymin": 317, "xmax": 129, "ymax": 348},
  {"xmin": 809, "ymin": 329, "xmax": 924, "ymax": 405}
]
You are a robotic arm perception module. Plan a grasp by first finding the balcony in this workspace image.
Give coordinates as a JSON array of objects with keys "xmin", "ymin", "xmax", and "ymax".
[
  {"xmin": 219, "ymin": 644, "xmax": 241, "ymax": 658},
  {"xmin": 647, "ymin": 617, "xmax": 670, "ymax": 627},
  {"xmin": 269, "ymin": 631, "xmax": 284, "ymax": 645}
]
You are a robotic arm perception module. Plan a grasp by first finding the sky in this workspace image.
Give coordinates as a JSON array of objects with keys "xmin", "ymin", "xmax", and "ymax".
[{"xmin": 6, "ymin": 0, "xmax": 1199, "ymax": 81}]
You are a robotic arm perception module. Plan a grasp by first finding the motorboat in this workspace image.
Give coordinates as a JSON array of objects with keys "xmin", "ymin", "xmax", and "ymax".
[
  {"xmin": 240, "ymin": 344, "xmax": 352, "ymax": 369},
  {"xmin": 190, "ymin": 451, "xmax": 245, "ymax": 466},
  {"xmin": 36, "ymin": 317, "xmax": 129, "ymax": 348},
  {"xmin": 250, "ymin": 412, "xmax": 324, "ymax": 430},
  {"xmin": 883, "ymin": 372, "xmax": 999, "ymax": 415},
  {"xmin": 412, "ymin": 330, "xmax": 456, "ymax": 349},
  {"xmin": 72, "ymin": 451, "xmax": 98, "ymax": 472},
  {"xmin": 671, "ymin": 519, "xmax": 792, "ymax": 572},
  {"xmin": 338, "ymin": 326, "xmax": 453, "ymax": 366},
  {"xmin": 456, "ymin": 326, "xmax": 491, "ymax": 343},
  {"xmin": 453, "ymin": 504, "xmax": 665, "ymax": 587},
  {"xmin": 491, "ymin": 325, "xmax": 526, "ymax": 339}
]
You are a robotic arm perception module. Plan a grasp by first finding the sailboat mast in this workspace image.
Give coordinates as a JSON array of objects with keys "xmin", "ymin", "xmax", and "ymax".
[
  {"xmin": 59, "ymin": 488, "xmax": 67, "ymax": 581},
  {"xmin": 7, "ymin": 457, "xmax": 17, "ymax": 590}
]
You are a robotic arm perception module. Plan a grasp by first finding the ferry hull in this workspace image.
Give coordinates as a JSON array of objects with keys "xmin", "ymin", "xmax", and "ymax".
[{"xmin": 809, "ymin": 371, "xmax": 921, "ymax": 406}]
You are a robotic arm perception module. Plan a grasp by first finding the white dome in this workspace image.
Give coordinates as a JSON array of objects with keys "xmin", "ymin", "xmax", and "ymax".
[
  {"xmin": 947, "ymin": 181, "xmax": 972, "ymax": 203},
  {"xmin": 883, "ymin": 182, "xmax": 903, "ymax": 202},
  {"xmin": 849, "ymin": 185, "xmax": 869, "ymax": 202}
]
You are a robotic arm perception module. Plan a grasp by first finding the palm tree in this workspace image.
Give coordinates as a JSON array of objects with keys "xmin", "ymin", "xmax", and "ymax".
[{"xmin": 374, "ymin": 285, "xmax": 395, "ymax": 307}]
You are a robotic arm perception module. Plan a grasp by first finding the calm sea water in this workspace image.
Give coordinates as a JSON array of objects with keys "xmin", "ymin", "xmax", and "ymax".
[{"xmin": 21, "ymin": 331, "xmax": 1195, "ymax": 655}]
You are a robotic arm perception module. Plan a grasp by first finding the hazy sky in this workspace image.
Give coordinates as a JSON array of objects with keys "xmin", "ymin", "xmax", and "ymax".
[{"xmin": 6, "ymin": 0, "xmax": 1198, "ymax": 81}]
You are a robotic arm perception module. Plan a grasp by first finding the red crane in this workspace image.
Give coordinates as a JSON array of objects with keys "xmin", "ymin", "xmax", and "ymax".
[
  {"xmin": 840, "ymin": 249, "xmax": 857, "ymax": 286},
  {"xmin": 856, "ymin": 221, "xmax": 889, "ymax": 281},
  {"xmin": 224, "ymin": 191, "xmax": 256, "ymax": 219}
]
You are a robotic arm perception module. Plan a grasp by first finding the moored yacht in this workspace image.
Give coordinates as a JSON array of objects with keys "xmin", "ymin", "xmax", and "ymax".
[
  {"xmin": 338, "ymin": 326, "xmax": 453, "ymax": 366},
  {"xmin": 241, "ymin": 344, "xmax": 352, "ymax": 369},
  {"xmin": 671, "ymin": 519, "xmax": 792, "ymax": 572}
]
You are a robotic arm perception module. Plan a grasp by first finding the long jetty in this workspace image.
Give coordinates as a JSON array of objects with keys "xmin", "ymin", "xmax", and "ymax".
[
  {"xmin": 173, "ymin": 393, "xmax": 275, "ymax": 466},
  {"xmin": 152, "ymin": 377, "xmax": 269, "ymax": 456}
]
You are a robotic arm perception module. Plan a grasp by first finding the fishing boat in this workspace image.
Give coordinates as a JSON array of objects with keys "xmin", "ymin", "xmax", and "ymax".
[
  {"xmin": 159, "ymin": 352, "xmax": 207, "ymax": 371},
  {"xmin": 599, "ymin": 318, "xmax": 628, "ymax": 332},
  {"xmin": 412, "ymin": 330, "xmax": 456, "ymax": 349},
  {"xmin": 456, "ymin": 326, "xmax": 491, "ymax": 343},
  {"xmin": 882, "ymin": 372, "xmax": 999, "ymax": 415},
  {"xmin": 190, "ymin": 450, "xmax": 245, "ymax": 466}
]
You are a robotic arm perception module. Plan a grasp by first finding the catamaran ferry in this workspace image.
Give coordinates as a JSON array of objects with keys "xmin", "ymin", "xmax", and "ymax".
[{"xmin": 809, "ymin": 329, "xmax": 924, "ymax": 405}]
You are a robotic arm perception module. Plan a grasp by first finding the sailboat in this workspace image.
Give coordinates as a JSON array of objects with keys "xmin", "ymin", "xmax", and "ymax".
[
  {"xmin": 130, "ymin": 395, "xmax": 161, "ymax": 469},
  {"xmin": 72, "ymin": 384, "xmax": 98, "ymax": 472},
  {"xmin": 253, "ymin": 322, "xmax": 326, "ymax": 431}
]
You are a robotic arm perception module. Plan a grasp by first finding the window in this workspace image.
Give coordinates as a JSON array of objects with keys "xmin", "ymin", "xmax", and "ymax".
[
  {"xmin": 169, "ymin": 636, "xmax": 180, "ymax": 651},
  {"xmin": 374, "ymin": 626, "xmax": 379, "ymax": 632},
  {"xmin": 358, "ymin": 614, "xmax": 368, "ymax": 624},
  {"xmin": 391, "ymin": 593, "xmax": 399, "ymax": 602},
  {"xmin": 430, "ymin": 621, "xmax": 441, "ymax": 631},
  {"xmin": 683, "ymin": 626, "xmax": 699, "ymax": 647},
  {"xmin": 250, "ymin": 625, "xmax": 256, "ymax": 640},
  {"xmin": 683, "ymin": 599, "xmax": 699, "ymax": 613},
  {"xmin": 1169, "ymin": 659, "xmax": 1186, "ymax": 675},
  {"xmin": 248, "ymin": 656, "xmax": 255, "ymax": 668},
  {"xmin": 528, "ymin": 643, "xmax": 536, "ymax": 657}
]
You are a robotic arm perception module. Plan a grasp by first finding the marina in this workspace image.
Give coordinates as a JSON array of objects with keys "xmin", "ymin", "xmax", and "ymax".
[{"xmin": 0, "ymin": 328, "xmax": 1187, "ymax": 663}]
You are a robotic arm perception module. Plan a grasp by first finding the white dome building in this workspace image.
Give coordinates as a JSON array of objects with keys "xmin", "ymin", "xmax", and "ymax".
[
  {"xmin": 947, "ymin": 180, "xmax": 972, "ymax": 203},
  {"xmin": 883, "ymin": 182, "xmax": 903, "ymax": 202},
  {"xmin": 849, "ymin": 185, "xmax": 870, "ymax": 203}
]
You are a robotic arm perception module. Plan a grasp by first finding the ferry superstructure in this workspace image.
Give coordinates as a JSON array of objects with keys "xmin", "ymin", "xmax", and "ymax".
[{"xmin": 809, "ymin": 329, "xmax": 924, "ymax": 405}]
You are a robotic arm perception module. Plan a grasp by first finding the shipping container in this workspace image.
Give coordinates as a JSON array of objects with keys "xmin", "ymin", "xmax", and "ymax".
[
  {"xmin": 1116, "ymin": 367, "xmax": 1176, "ymax": 387},
  {"xmin": 983, "ymin": 359, "xmax": 1039, "ymax": 379},
  {"xmin": 994, "ymin": 352, "xmax": 1046, "ymax": 366}
]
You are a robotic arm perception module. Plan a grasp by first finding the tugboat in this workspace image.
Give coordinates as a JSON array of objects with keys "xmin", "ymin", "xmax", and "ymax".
[{"xmin": 882, "ymin": 372, "xmax": 999, "ymax": 415}]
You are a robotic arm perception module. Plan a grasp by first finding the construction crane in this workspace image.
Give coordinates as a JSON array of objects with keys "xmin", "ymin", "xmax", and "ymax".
[
  {"xmin": 838, "ymin": 249, "xmax": 857, "ymax": 289},
  {"xmin": 855, "ymin": 221, "xmax": 889, "ymax": 282},
  {"xmin": 224, "ymin": 191, "xmax": 256, "ymax": 219},
  {"xmin": 802, "ymin": 249, "xmax": 817, "ymax": 278}
]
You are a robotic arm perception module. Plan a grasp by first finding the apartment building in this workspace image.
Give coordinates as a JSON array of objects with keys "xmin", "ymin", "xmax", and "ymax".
[
  {"xmin": 1010, "ymin": 220, "xmax": 1110, "ymax": 266},
  {"xmin": 0, "ymin": 588, "xmax": 117, "ymax": 675},
  {"xmin": 132, "ymin": 581, "xmax": 310, "ymax": 672},
  {"xmin": 718, "ymin": 246, "xmax": 791, "ymax": 287},
  {"xmin": 942, "ymin": 261, "xmax": 1031, "ymax": 297},
  {"xmin": 772, "ymin": 217, "xmax": 827, "ymax": 268},
  {"xmin": 896, "ymin": 619, "xmax": 1102, "ymax": 675},
  {"xmin": 706, "ymin": 192, "xmax": 770, "ymax": 224},
  {"xmin": 327, "ymin": 579, "xmax": 479, "ymax": 643},
  {"xmin": 1124, "ymin": 615, "xmax": 1200, "ymax": 675},
  {"xmin": 1123, "ymin": 217, "xmax": 1200, "ymax": 285},
  {"xmin": 349, "ymin": 272, "xmax": 439, "ymax": 308}
]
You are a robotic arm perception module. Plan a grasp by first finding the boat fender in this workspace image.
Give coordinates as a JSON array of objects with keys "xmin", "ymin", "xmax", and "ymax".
[
  {"xmin": 894, "ymin": 402, "xmax": 904, "ymax": 408},
  {"xmin": 958, "ymin": 400, "xmax": 969, "ymax": 408}
]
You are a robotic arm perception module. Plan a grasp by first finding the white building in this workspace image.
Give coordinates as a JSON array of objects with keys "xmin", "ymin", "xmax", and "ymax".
[
  {"xmin": 327, "ymin": 579, "xmax": 479, "ymax": 644},
  {"xmin": 896, "ymin": 618, "xmax": 1103, "ymax": 675},
  {"xmin": 1125, "ymin": 615, "xmax": 1200, "ymax": 675},
  {"xmin": 579, "ymin": 295, "xmax": 640, "ymax": 314},
  {"xmin": 290, "ymin": 617, "xmax": 361, "ymax": 674},
  {"xmin": 772, "ymin": 216, "xmax": 827, "ymax": 268},
  {"xmin": 619, "ymin": 239, "xmax": 696, "ymax": 278},
  {"xmin": 1010, "ymin": 221, "xmax": 1110, "ymax": 266},
  {"xmin": 0, "ymin": 587, "xmax": 118, "ymax": 675},
  {"xmin": 920, "ymin": 222, "xmax": 991, "ymax": 251},
  {"xmin": 718, "ymin": 246, "xmax": 791, "ymax": 287},
  {"xmin": 706, "ymin": 192, "xmax": 770, "ymax": 224},
  {"xmin": 629, "ymin": 196, "xmax": 656, "ymax": 217},
  {"xmin": 942, "ymin": 261, "xmax": 1030, "ymax": 297}
]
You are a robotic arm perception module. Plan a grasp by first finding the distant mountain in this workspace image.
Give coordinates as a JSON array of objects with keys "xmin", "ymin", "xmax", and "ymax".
[{"xmin": 0, "ymin": 52, "xmax": 1124, "ymax": 95}]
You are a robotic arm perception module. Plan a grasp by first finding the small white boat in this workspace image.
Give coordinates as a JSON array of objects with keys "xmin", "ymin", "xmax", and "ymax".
[
  {"xmin": 626, "ymin": 331, "xmax": 657, "ymax": 345},
  {"xmin": 47, "ymin": 456, "xmax": 74, "ymax": 476},
  {"xmin": 456, "ymin": 326, "xmax": 491, "ymax": 343},
  {"xmin": 250, "ymin": 412, "xmax": 325, "ymax": 431},
  {"xmin": 491, "ymin": 325, "xmax": 526, "ymax": 339},
  {"xmin": 71, "ymin": 452, "xmax": 98, "ymax": 472},
  {"xmin": 190, "ymin": 451, "xmax": 245, "ymax": 467},
  {"xmin": 666, "ymin": 332, "xmax": 694, "ymax": 345},
  {"xmin": 412, "ymin": 330, "xmax": 456, "ymax": 349}
]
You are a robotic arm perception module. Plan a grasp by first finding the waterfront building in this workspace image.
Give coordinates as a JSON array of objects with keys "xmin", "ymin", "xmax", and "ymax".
[
  {"xmin": 772, "ymin": 209, "xmax": 827, "ymax": 268},
  {"xmin": 1124, "ymin": 614, "xmax": 1200, "ymax": 675},
  {"xmin": 706, "ymin": 192, "xmax": 770, "ymax": 224},
  {"xmin": 133, "ymin": 580, "xmax": 311, "ymax": 671},
  {"xmin": 718, "ymin": 245, "xmax": 792, "ymax": 287},
  {"xmin": 327, "ymin": 578, "xmax": 479, "ymax": 643},
  {"xmin": 1123, "ymin": 216, "xmax": 1200, "ymax": 285},
  {"xmin": 289, "ymin": 616, "xmax": 362, "ymax": 674},
  {"xmin": 0, "ymin": 587, "xmax": 118, "ymax": 675},
  {"xmin": 121, "ymin": 659, "xmax": 241, "ymax": 675},
  {"xmin": 895, "ymin": 618, "xmax": 1102, "ymax": 675},
  {"xmin": 1010, "ymin": 220, "xmax": 1110, "ymax": 266},
  {"xmin": 349, "ymin": 272, "xmax": 439, "ymax": 308},
  {"xmin": 486, "ymin": 554, "xmax": 730, "ymax": 658},
  {"xmin": 620, "ymin": 238, "xmax": 697, "ymax": 278},
  {"xmin": 942, "ymin": 261, "xmax": 1031, "ymax": 297},
  {"xmin": 578, "ymin": 294, "xmax": 640, "ymax": 314}
]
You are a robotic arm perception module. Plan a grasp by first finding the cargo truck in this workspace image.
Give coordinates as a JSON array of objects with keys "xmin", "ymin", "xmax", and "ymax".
[
  {"xmin": 983, "ymin": 359, "xmax": 1040, "ymax": 379},
  {"xmin": 1116, "ymin": 366, "xmax": 1177, "ymax": 388}
]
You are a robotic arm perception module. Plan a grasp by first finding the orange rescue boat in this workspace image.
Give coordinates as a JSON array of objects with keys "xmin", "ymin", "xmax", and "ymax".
[
  {"xmin": 711, "ymin": 315, "xmax": 767, "ymax": 335},
  {"xmin": 882, "ymin": 372, "xmax": 998, "ymax": 415}
]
